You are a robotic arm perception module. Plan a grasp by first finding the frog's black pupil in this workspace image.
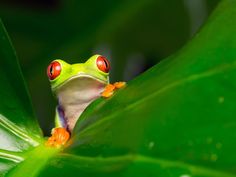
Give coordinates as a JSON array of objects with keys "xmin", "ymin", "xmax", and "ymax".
[
  {"xmin": 103, "ymin": 59, "xmax": 108, "ymax": 68},
  {"xmin": 50, "ymin": 65, "xmax": 53, "ymax": 75}
]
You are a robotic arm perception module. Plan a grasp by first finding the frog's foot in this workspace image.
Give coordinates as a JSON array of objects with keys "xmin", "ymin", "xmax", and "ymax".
[
  {"xmin": 113, "ymin": 82, "xmax": 126, "ymax": 89},
  {"xmin": 102, "ymin": 82, "xmax": 126, "ymax": 98},
  {"xmin": 45, "ymin": 127, "xmax": 70, "ymax": 148}
]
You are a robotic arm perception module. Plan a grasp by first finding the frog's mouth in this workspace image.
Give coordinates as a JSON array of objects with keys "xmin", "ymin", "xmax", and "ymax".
[{"xmin": 52, "ymin": 74, "xmax": 108, "ymax": 92}]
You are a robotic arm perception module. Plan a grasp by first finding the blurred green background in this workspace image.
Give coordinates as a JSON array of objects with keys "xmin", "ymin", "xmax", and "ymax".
[{"xmin": 0, "ymin": 0, "xmax": 219, "ymax": 135}]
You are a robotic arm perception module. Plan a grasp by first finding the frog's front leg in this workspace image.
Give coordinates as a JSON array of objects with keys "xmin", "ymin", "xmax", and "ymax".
[
  {"xmin": 45, "ymin": 127, "xmax": 70, "ymax": 147},
  {"xmin": 101, "ymin": 82, "xmax": 126, "ymax": 98},
  {"xmin": 46, "ymin": 106, "xmax": 70, "ymax": 147}
]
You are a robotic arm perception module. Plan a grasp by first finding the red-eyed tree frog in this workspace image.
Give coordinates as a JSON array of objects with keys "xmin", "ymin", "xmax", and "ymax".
[{"xmin": 45, "ymin": 55, "xmax": 125, "ymax": 147}]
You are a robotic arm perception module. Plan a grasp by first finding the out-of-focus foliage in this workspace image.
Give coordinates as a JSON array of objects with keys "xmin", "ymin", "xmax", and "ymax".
[{"xmin": 0, "ymin": 0, "xmax": 219, "ymax": 134}]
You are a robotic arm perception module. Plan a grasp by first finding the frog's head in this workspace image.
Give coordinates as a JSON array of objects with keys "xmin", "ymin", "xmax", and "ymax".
[{"xmin": 47, "ymin": 55, "xmax": 110, "ymax": 92}]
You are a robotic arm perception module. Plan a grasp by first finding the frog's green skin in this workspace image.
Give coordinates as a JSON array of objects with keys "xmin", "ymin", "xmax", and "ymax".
[{"xmin": 48, "ymin": 55, "xmax": 109, "ymax": 131}]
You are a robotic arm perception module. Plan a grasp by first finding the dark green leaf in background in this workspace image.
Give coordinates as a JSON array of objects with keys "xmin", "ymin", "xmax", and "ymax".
[{"xmin": 0, "ymin": 0, "xmax": 205, "ymax": 133}]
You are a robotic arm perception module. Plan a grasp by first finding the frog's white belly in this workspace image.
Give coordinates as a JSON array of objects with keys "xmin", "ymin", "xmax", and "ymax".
[{"xmin": 56, "ymin": 77, "xmax": 106, "ymax": 131}]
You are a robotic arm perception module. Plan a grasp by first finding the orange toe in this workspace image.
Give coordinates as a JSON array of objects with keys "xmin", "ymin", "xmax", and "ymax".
[
  {"xmin": 114, "ymin": 82, "xmax": 126, "ymax": 89},
  {"xmin": 101, "ymin": 90, "xmax": 114, "ymax": 98},
  {"xmin": 104, "ymin": 84, "xmax": 116, "ymax": 91},
  {"xmin": 101, "ymin": 84, "xmax": 115, "ymax": 98},
  {"xmin": 101, "ymin": 82, "xmax": 126, "ymax": 98},
  {"xmin": 45, "ymin": 127, "xmax": 70, "ymax": 148}
]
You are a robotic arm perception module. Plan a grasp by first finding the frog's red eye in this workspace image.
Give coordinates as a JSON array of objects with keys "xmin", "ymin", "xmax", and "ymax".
[
  {"xmin": 47, "ymin": 61, "xmax": 61, "ymax": 80},
  {"xmin": 96, "ymin": 56, "xmax": 110, "ymax": 73}
]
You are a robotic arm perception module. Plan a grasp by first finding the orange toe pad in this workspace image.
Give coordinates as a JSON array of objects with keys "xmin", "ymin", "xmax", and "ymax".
[
  {"xmin": 114, "ymin": 82, "xmax": 126, "ymax": 89},
  {"xmin": 102, "ymin": 82, "xmax": 126, "ymax": 98},
  {"xmin": 45, "ymin": 127, "xmax": 70, "ymax": 148},
  {"xmin": 101, "ymin": 84, "xmax": 115, "ymax": 98}
]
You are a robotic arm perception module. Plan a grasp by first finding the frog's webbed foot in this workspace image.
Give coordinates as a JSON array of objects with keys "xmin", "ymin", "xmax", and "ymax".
[
  {"xmin": 45, "ymin": 127, "xmax": 70, "ymax": 148},
  {"xmin": 102, "ymin": 82, "xmax": 126, "ymax": 98}
]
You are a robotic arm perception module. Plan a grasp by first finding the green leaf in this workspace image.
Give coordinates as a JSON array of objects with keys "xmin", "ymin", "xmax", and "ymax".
[
  {"xmin": 66, "ymin": 0, "xmax": 236, "ymax": 176},
  {"xmin": 2, "ymin": 0, "xmax": 236, "ymax": 177},
  {"xmin": 0, "ymin": 19, "xmax": 43, "ymax": 176},
  {"xmin": 0, "ymin": 20, "xmax": 42, "ymax": 137}
]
